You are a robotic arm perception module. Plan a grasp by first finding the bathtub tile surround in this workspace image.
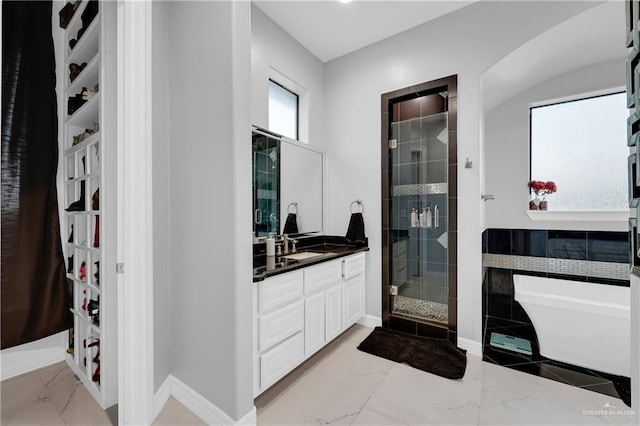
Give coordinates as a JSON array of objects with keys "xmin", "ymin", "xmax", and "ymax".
[
  {"xmin": 483, "ymin": 228, "xmax": 630, "ymax": 286},
  {"xmin": 481, "ymin": 228, "xmax": 631, "ymax": 406},
  {"xmin": 483, "ymin": 254, "xmax": 630, "ymax": 282}
]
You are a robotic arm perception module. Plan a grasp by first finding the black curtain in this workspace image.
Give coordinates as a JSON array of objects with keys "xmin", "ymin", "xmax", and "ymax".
[{"xmin": 2, "ymin": 1, "xmax": 72, "ymax": 349}]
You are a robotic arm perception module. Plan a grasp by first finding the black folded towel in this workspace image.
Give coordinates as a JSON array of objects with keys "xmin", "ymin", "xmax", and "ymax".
[
  {"xmin": 346, "ymin": 212, "xmax": 366, "ymax": 242},
  {"xmin": 283, "ymin": 213, "xmax": 299, "ymax": 234}
]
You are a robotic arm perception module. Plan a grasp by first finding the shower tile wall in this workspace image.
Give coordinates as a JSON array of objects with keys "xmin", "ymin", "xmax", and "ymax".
[
  {"xmin": 391, "ymin": 112, "xmax": 448, "ymax": 305},
  {"xmin": 481, "ymin": 228, "xmax": 631, "ymax": 404}
]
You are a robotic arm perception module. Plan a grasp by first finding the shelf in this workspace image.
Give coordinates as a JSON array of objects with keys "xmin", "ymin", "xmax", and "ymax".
[
  {"xmin": 86, "ymin": 281, "xmax": 101, "ymax": 294},
  {"xmin": 69, "ymin": 307, "xmax": 86, "ymax": 320},
  {"xmin": 89, "ymin": 321, "xmax": 101, "ymax": 335},
  {"xmin": 62, "ymin": 1, "xmax": 112, "ymax": 409},
  {"xmin": 65, "ymin": 171, "xmax": 102, "ymax": 182},
  {"xmin": 65, "ymin": 1, "xmax": 89, "ymax": 37},
  {"xmin": 65, "ymin": 210, "xmax": 101, "ymax": 215},
  {"xmin": 68, "ymin": 53, "xmax": 100, "ymax": 96},
  {"xmin": 526, "ymin": 210, "xmax": 629, "ymax": 223},
  {"xmin": 66, "ymin": 93, "xmax": 100, "ymax": 129},
  {"xmin": 65, "ymin": 131, "xmax": 100, "ymax": 155},
  {"xmin": 67, "ymin": 16, "xmax": 100, "ymax": 66},
  {"xmin": 65, "ymin": 172, "xmax": 101, "ymax": 183},
  {"xmin": 66, "ymin": 243, "xmax": 100, "ymax": 254}
]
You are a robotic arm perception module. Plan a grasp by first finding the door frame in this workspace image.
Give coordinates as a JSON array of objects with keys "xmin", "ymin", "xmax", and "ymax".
[
  {"xmin": 380, "ymin": 75, "xmax": 459, "ymax": 344},
  {"xmin": 116, "ymin": 1, "xmax": 155, "ymax": 424}
]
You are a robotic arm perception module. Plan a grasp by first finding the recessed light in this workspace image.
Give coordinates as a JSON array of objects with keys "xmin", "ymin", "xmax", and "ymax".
[{"xmin": 338, "ymin": 0, "xmax": 352, "ymax": 4}]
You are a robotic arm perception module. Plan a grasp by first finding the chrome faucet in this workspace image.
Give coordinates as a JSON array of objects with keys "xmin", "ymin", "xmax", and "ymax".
[{"xmin": 283, "ymin": 234, "xmax": 298, "ymax": 254}]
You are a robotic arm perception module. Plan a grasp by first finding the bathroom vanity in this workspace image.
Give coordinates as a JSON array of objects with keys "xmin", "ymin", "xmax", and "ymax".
[{"xmin": 252, "ymin": 237, "xmax": 368, "ymax": 396}]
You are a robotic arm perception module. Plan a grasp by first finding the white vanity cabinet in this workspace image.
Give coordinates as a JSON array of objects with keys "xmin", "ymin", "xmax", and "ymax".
[
  {"xmin": 343, "ymin": 253, "xmax": 366, "ymax": 329},
  {"xmin": 304, "ymin": 259, "xmax": 343, "ymax": 356},
  {"xmin": 254, "ymin": 270, "xmax": 305, "ymax": 393},
  {"xmin": 254, "ymin": 252, "xmax": 367, "ymax": 396}
]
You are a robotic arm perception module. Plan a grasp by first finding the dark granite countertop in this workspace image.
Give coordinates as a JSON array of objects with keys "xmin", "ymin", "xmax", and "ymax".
[{"xmin": 253, "ymin": 235, "xmax": 369, "ymax": 282}]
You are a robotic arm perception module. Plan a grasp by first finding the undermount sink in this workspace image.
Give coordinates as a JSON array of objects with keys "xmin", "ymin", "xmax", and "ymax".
[{"xmin": 281, "ymin": 251, "xmax": 325, "ymax": 261}]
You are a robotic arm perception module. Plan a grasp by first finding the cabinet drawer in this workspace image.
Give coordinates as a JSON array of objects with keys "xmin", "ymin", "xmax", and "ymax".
[
  {"xmin": 259, "ymin": 300, "xmax": 304, "ymax": 352},
  {"xmin": 259, "ymin": 270, "xmax": 303, "ymax": 314},
  {"xmin": 343, "ymin": 253, "xmax": 365, "ymax": 280},
  {"xmin": 260, "ymin": 332, "xmax": 304, "ymax": 390},
  {"xmin": 304, "ymin": 259, "xmax": 342, "ymax": 294}
]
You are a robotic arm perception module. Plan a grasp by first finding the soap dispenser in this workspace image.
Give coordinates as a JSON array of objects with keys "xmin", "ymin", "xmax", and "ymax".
[
  {"xmin": 266, "ymin": 235, "xmax": 276, "ymax": 256},
  {"xmin": 425, "ymin": 207, "xmax": 432, "ymax": 228},
  {"xmin": 419, "ymin": 208, "xmax": 425, "ymax": 227},
  {"xmin": 410, "ymin": 208, "xmax": 418, "ymax": 228}
]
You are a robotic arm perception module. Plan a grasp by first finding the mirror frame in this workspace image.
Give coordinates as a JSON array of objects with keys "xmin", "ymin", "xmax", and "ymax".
[{"xmin": 252, "ymin": 126, "xmax": 326, "ymax": 242}]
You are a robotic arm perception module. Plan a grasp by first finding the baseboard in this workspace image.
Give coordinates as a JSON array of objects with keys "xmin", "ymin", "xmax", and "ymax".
[
  {"xmin": 236, "ymin": 406, "xmax": 257, "ymax": 425},
  {"xmin": 457, "ymin": 337, "xmax": 482, "ymax": 357},
  {"xmin": 159, "ymin": 375, "xmax": 256, "ymax": 425},
  {"xmin": 1, "ymin": 346, "xmax": 65, "ymax": 381},
  {"xmin": 153, "ymin": 375, "xmax": 172, "ymax": 420},
  {"xmin": 357, "ymin": 314, "xmax": 381, "ymax": 328}
]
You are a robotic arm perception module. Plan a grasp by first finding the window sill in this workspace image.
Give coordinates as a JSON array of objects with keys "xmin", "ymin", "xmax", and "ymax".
[{"xmin": 526, "ymin": 210, "xmax": 629, "ymax": 222}]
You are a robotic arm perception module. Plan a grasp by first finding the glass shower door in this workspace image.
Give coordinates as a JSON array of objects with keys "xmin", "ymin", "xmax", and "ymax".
[
  {"xmin": 252, "ymin": 131, "xmax": 280, "ymax": 238},
  {"xmin": 390, "ymin": 107, "xmax": 449, "ymax": 324}
]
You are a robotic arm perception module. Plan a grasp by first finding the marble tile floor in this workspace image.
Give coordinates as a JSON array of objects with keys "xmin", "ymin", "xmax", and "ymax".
[
  {"xmin": 0, "ymin": 362, "xmax": 203, "ymax": 425},
  {"xmin": 255, "ymin": 325, "xmax": 633, "ymax": 425},
  {"xmin": 2, "ymin": 325, "xmax": 635, "ymax": 425}
]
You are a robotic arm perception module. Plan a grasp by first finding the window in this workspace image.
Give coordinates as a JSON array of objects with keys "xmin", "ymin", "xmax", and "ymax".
[
  {"xmin": 268, "ymin": 80, "xmax": 299, "ymax": 140},
  {"xmin": 530, "ymin": 91, "xmax": 628, "ymax": 210}
]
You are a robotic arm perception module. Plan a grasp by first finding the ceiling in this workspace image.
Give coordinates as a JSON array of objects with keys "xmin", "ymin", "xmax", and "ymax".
[
  {"xmin": 252, "ymin": 1, "xmax": 475, "ymax": 63},
  {"xmin": 253, "ymin": 1, "xmax": 625, "ymax": 110},
  {"xmin": 482, "ymin": 0, "xmax": 626, "ymax": 112}
]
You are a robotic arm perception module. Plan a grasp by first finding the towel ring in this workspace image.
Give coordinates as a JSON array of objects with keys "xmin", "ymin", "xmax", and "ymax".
[
  {"xmin": 350, "ymin": 199, "xmax": 364, "ymax": 214},
  {"xmin": 287, "ymin": 202, "xmax": 298, "ymax": 214}
]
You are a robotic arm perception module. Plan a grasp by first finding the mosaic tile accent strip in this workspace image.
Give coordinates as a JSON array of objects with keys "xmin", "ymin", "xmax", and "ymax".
[
  {"xmin": 393, "ymin": 295, "xmax": 448, "ymax": 323},
  {"xmin": 482, "ymin": 253, "xmax": 630, "ymax": 281},
  {"xmin": 392, "ymin": 183, "xmax": 447, "ymax": 196},
  {"xmin": 257, "ymin": 189, "xmax": 276, "ymax": 200}
]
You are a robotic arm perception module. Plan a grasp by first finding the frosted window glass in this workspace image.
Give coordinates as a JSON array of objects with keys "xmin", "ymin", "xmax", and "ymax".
[
  {"xmin": 268, "ymin": 80, "xmax": 298, "ymax": 140},
  {"xmin": 530, "ymin": 92, "xmax": 627, "ymax": 210}
]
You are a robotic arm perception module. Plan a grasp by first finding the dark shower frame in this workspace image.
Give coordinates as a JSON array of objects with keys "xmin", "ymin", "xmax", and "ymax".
[{"xmin": 381, "ymin": 75, "xmax": 459, "ymax": 344}]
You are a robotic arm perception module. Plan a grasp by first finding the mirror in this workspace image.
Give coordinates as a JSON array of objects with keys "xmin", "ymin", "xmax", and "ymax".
[{"xmin": 252, "ymin": 128, "xmax": 323, "ymax": 239}]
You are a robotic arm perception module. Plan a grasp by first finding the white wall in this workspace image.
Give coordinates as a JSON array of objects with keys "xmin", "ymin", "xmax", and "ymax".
[
  {"xmin": 251, "ymin": 5, "xmax": 325, "ymax": 147},
  {"xmin": 0, "ymin": 332, "xmax": 66, "ymax": 380},
  {"xmin": 152, "ymin": 1, "xmax": 172, "ymax": 394},
  {"xmin": 167, "ymin": 1, "xmax": 253, "ymax": 420},
  {"xmin": 483, "ymin": 59, "xmax": 626, "ymax": 232},
  {"xmin": 323, "ymin": 1, "xmax": 597, "ymax": 344},
  {"xmin": 632, "ymin": 274, "xmax": 640, "ymax": 418}
]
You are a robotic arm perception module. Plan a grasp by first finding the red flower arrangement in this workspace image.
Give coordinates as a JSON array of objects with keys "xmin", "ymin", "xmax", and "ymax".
[
  {"xmin": 528, "ymin": 180, "xmax": 557, "ymax": 210},
  {"xmin": 528, "ymin": 180, "xmax": 557, "ymax": 198}
]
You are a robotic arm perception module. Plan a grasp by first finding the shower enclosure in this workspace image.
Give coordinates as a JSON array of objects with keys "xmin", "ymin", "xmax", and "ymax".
[
  {"xmin": 381, "ymin": 76, "xmax": 458, "ymax": 342},
  {"xmin": 252, "ymin": 130, "xmax": 280, "ymax": 237}
]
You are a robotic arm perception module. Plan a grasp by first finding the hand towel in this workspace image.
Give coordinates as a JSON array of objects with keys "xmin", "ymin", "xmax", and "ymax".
[
  {"xmin": 283, "ymin": 213, "xmax": 299, "ymax": 234},
  {"xmin": 346, "ymin": 212, "xmax": 366, "ymax": 242}
]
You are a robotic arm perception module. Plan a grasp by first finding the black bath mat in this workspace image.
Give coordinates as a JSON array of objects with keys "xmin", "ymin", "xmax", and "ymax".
[{"xmin": 357, "ymin": 327, "xmax": 467, "ymax": 379}]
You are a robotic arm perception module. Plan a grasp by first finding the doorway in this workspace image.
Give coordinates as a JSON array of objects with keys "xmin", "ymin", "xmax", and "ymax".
[{"xmin": 381, "ymin": 75, "xmax": 458, "ymax": 343}]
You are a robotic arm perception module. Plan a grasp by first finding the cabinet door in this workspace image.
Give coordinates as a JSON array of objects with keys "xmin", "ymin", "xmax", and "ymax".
[
  {"xmin": 325, "ymin": 283, "xmax": 342, "ymax": 342},
  {"xmin": 304, "ymin": 259, "xmax": 342, "ymax": 294},
  {"xmin": 343, "ymin": 273, "xmax": 365, "ymax": 330},
  {"xmin": 304, "ymin": 291, "xmax": 325, "ymax": 356},
  {"xmin": 260, "ymin": 332, "xmax": 304, "ymax": 391},
  {"xmin": 259, "ymin": 270, "xmax": 303, "ymax": 314},
  {"xmin": 259, "ymin": 299, "xmax": 304, "ymax": 352}
]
